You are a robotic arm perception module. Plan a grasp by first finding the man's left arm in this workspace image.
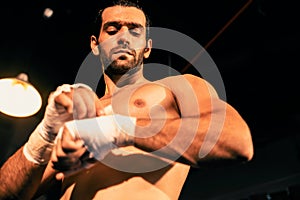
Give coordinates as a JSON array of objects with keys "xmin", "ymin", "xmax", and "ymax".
[{"xmin": 133, "ymin": 74, "xmax": 254, "ymax": 167}]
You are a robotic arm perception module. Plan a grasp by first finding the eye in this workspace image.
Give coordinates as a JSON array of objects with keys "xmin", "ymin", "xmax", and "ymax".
[
  {"xmin": 106, "ymin": 26, "xmax": 118, "ymax": 35},
  {"xmin": 129, "ymin": 27, "xmax": 142, "ymax": 37}
]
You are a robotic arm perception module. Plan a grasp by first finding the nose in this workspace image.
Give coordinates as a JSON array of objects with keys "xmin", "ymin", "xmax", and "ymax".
[{"xmin": 117, "ymin": 26, "xmax": 130, "ymax": 46}]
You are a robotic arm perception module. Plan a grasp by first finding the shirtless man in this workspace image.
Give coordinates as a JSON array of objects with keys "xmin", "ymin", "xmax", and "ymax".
[{"xmin": 0, "ymin": 1, "xmax": 254, "ymax": 199}]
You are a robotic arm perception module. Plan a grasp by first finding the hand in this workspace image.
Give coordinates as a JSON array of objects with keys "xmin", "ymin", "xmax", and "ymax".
[
  {"xmin": 44, "ymin": 83, "xmax": 98, "ymax": 136},
  {"xmin": 51, "ymin": 125, "xmax": 97, "ymax": 180},
  {"xmin": 51, "ymin": 113, "xmax": 136, "ymax": 179},
  {"xmin": 61, "ymin": 115, "xmax": 136, "ymax": 158},
  {"xmin": 23, "ymin": 83, "xmax": 98, "ymax": 165}
]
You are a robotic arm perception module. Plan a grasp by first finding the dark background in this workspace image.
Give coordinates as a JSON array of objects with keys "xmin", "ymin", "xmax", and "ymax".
[{"xmin": 0, "ymin": 0, "xmax": 300, "ymax": 199}]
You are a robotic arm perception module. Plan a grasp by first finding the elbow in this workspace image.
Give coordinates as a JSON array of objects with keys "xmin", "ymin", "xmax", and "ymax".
[
  {"xmin": 231, "ymin": 126, "xmax": 254, "ymax": 162},
  {"xmin": 236, "ymin": 142, "xmax": 254, "ymax": 162},
  {"xmin": 242, "ymin": 136, "xmax": 254, "ymax": 162},
  {"xmin": 215, "ymin": 120, "xmax": 254, "ymax": 163},
  {"xmin": 225, "ymin": 105, "xmax": 254, "ymax": 162},
  {"xmin": 241, "ymin": 140, "xmax": 254, "ymax": 162}
]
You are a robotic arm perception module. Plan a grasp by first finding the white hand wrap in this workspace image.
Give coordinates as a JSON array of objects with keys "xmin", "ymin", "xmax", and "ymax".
[
  {"xmin": 59, "ymin": 115, "xmax": 136, "ymax": 161},
  {"xmin": 23, "ymin": 83, "xmax": 93, "ymax": 165}
]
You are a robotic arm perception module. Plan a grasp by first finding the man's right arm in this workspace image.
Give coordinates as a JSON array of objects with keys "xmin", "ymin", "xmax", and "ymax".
[
  {"xmin": 0, "ymin": 147, "xmax": 50, "ymax": 200},
  {"xmin": 0, "ymin": 83, "xmax": 98, "ymax": 199}
]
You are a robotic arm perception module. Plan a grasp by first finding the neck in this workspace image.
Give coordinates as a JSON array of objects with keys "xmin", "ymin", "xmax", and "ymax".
[
  {"xmin": 106, "ymin": 65, "xmax": 146, "ymax": 87},
  {"xmin": 104, "ymin": 65, "xmax": 146, "ymax": 94}
]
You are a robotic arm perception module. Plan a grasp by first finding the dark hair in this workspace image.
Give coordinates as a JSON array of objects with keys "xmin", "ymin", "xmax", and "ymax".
[{"xmin": 92, "ymin": 0, "xmax": 151, "ymax": 40}]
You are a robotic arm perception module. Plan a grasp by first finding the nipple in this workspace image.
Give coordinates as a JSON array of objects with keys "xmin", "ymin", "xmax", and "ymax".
[{"xmin": 134, "ymin": 99, "xmax": 146, "ymax": 108}]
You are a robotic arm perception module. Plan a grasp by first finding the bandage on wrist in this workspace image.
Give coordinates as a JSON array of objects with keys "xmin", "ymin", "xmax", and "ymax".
[
  {"xmin": 62, "ymin": 115, "xmax": 136, "ymax": 161},
  {"xmin": 23, "ymin": 122, "xmax": 55, "ymax": 165}
]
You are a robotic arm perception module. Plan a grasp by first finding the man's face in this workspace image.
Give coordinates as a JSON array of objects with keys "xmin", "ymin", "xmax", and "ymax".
[{"xmin": 98, "ymin": 6, "xmax": 149, "ymax": 74}]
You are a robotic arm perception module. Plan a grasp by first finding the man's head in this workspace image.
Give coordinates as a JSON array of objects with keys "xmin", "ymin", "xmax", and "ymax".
[{"xmin": 90, "ymin": 0, "xmax": 152, "ymax": 75}]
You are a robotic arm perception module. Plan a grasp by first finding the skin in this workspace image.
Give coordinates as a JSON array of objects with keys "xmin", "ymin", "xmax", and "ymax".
[{"xmin": 0, "ymin": 5, "xmax": 254, "ymax": 200}]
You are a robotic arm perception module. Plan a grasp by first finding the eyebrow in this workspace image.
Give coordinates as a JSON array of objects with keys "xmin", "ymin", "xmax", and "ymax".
[{"xmin": 103, "ymin": 21, "xmax": 144, "ymax": 30}]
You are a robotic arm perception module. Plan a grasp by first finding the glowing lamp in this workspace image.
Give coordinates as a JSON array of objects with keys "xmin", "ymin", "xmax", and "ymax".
[{"xmin": 0, "ymin": 73, "xmax": 42, "ymax": 117}]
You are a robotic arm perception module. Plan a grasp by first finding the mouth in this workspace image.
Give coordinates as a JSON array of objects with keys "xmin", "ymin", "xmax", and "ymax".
[
  {"xmin": 113, "ymin": 49, "xmax": 133, "ymax": 56},
  {"xmin": 111, "ymin": 49, "xmax": 135, "ymax": 60}
]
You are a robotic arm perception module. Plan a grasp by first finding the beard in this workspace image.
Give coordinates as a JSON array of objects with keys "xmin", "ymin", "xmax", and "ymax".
[{"xmin": 102, "ymin": 48, "xmax": 145, "ymax": 75}]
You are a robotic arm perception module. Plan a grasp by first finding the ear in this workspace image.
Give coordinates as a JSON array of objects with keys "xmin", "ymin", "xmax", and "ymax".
[
  {"xmin": 143, "ymin": 39, "xmax": 152, "ymax": 59},
  {"xmin": 90, "ymin": 35, "xmax": 99, "ymax": 55}
]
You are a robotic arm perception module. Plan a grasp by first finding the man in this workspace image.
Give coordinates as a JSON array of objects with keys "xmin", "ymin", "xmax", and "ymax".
[{"xmin": 0, "ymin": 0, "xmax": 254, "ymax": 199}]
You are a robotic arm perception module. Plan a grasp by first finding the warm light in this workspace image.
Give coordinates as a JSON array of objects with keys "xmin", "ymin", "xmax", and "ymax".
[
  {"xmin": 43, "ymin": 8, "xmax": 54, "ymax": 18},
  {"xmin": 0, "ymin": 73, "xmax": 42, "ymax": 117}
]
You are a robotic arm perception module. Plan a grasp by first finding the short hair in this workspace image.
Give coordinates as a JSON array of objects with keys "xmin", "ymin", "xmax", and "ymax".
[{"xmin": 92, "ymin": 0, "xmax": 151, "ymax": 40}]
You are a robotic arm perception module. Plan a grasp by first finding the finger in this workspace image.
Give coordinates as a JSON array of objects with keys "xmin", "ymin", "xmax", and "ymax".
[
  {"xmin": 54, "ymin": 92, "xmax": 74, "ymax": 113},
  {"xmin": 52, "ymin": 147, "xmax": 86, "ymax": 172},
  {"xmin": 53, "ymin": 127, "xmax": 84, "ymax": 164},
  {"xmin": 60, "ymin": 126, "xmax": 84, "ymax": 152},
  {"xmin": 52, "ymin": 158, "xmax": 81, "ymax": 172},
  {"xmin": 55, "ymin": 172, "xmax": 65, "ymax": 180},
  {"xmin": 55, "ymin": 159, "xmax": 97, "ymax": 180},
  {"xmin": 52, "ymin": 139, "xmax": 86, "ymax": 171},
  {"xmin": 54, "ymin": 132, "xmax": 66, "ymax": 157},
  {"xmin": 62, "ymin": 145, "xmax": 87, "ymax": 161},
  {"xmin": 82, "ymin": 91, "xmax": 98, "ymax": 118},
  {"xmin": 50, "ymin": 142, "xmax": 59, "ymax": 163},
  {"xmin": 73, "ymin": 88, "xmax": 97, "ymax": 119},
  {"xmin": 55, "ymin": 166, "xmax": 82, "ymax": 180},
  {"xmin": 79, "ymin": 150, "xmax": 93, "ymax": 162},
  {"xmin": 73, "ymin": 94, "xmax": 88, "ymax": 119}
]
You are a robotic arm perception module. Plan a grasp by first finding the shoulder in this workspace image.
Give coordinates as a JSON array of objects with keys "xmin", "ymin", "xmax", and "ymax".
[
  {"xmin": 157, "ymin": 74, "xmax": 207, "ymax": 85},
  {"xmin": 156, "ymin": 74, "xmax": 219, "ymax": 98}
]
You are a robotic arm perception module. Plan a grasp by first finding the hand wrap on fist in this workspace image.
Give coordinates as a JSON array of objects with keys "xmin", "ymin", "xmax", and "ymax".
[
  {"xmin": 23, "ymin": 83, "xmax": 94, "ymax": 165},
  {"xmin": 60, "ymin": 114, "xmax": 136, "ymax": 161}
]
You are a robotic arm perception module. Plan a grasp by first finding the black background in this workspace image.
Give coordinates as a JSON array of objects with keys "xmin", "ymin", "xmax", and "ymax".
[{"xmin": 0, "ymin": 0, "xmax": 300, "ymax": 199}]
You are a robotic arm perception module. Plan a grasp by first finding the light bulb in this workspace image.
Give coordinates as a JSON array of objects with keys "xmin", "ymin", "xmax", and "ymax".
[{"xmin": 0, "ymin": 73, "xmax": 42, "ymax": 117}]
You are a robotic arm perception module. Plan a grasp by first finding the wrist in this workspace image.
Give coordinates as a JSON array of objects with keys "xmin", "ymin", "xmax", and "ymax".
[
  {"xmin": 23, "ymin": 122, "xmax": 55, "ymax": 165},
  {"xmin": 39, "ymin": 119, "xmax": 57, "ymax": 142},
  {"xmin": 112, "ymin": 114, "xmax": 136, "ymax": 147}
]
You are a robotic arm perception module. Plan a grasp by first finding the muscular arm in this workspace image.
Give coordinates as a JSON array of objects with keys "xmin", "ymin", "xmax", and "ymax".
[
  {"xmin": 0, "ymin": 147, "xmax": 60, "ymax": 200},
  {"xmin": 0, "ymin": 84, "xmax": 97, "ymax": 199},
  {"xmin": 133, "ymin": 74, "xmax": 254, "ymax": 167},
  {"xmin": 0, "ymin": 147, "xmax": 48, "ymax": 200}
]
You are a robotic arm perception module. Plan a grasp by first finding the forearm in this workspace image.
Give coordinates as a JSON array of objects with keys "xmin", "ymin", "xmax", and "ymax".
[
  {"xmin": 0, "ymin": 121, "xmax": 59, "ymax": 199},
  {"xmin": 134, "ymin": 117, "xmax": 211, "ymax": 166},
  {"xmin": 0, "ymin": 147, "xmax": 47, "ymax": 200},
  {"xmin": 133, "ymin": 101, "xmax": 253, "ymax": 167}
]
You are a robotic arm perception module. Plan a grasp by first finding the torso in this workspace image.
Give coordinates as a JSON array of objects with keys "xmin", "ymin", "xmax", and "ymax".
[{"xmin": 58, "ymin": 76, "xmax": 191, "ymax": 200}]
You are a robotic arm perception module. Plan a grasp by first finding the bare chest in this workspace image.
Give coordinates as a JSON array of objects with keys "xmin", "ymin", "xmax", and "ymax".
[{"xmin": 96, "ymin": 82, "xmax": 180, "ymax": 119}]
